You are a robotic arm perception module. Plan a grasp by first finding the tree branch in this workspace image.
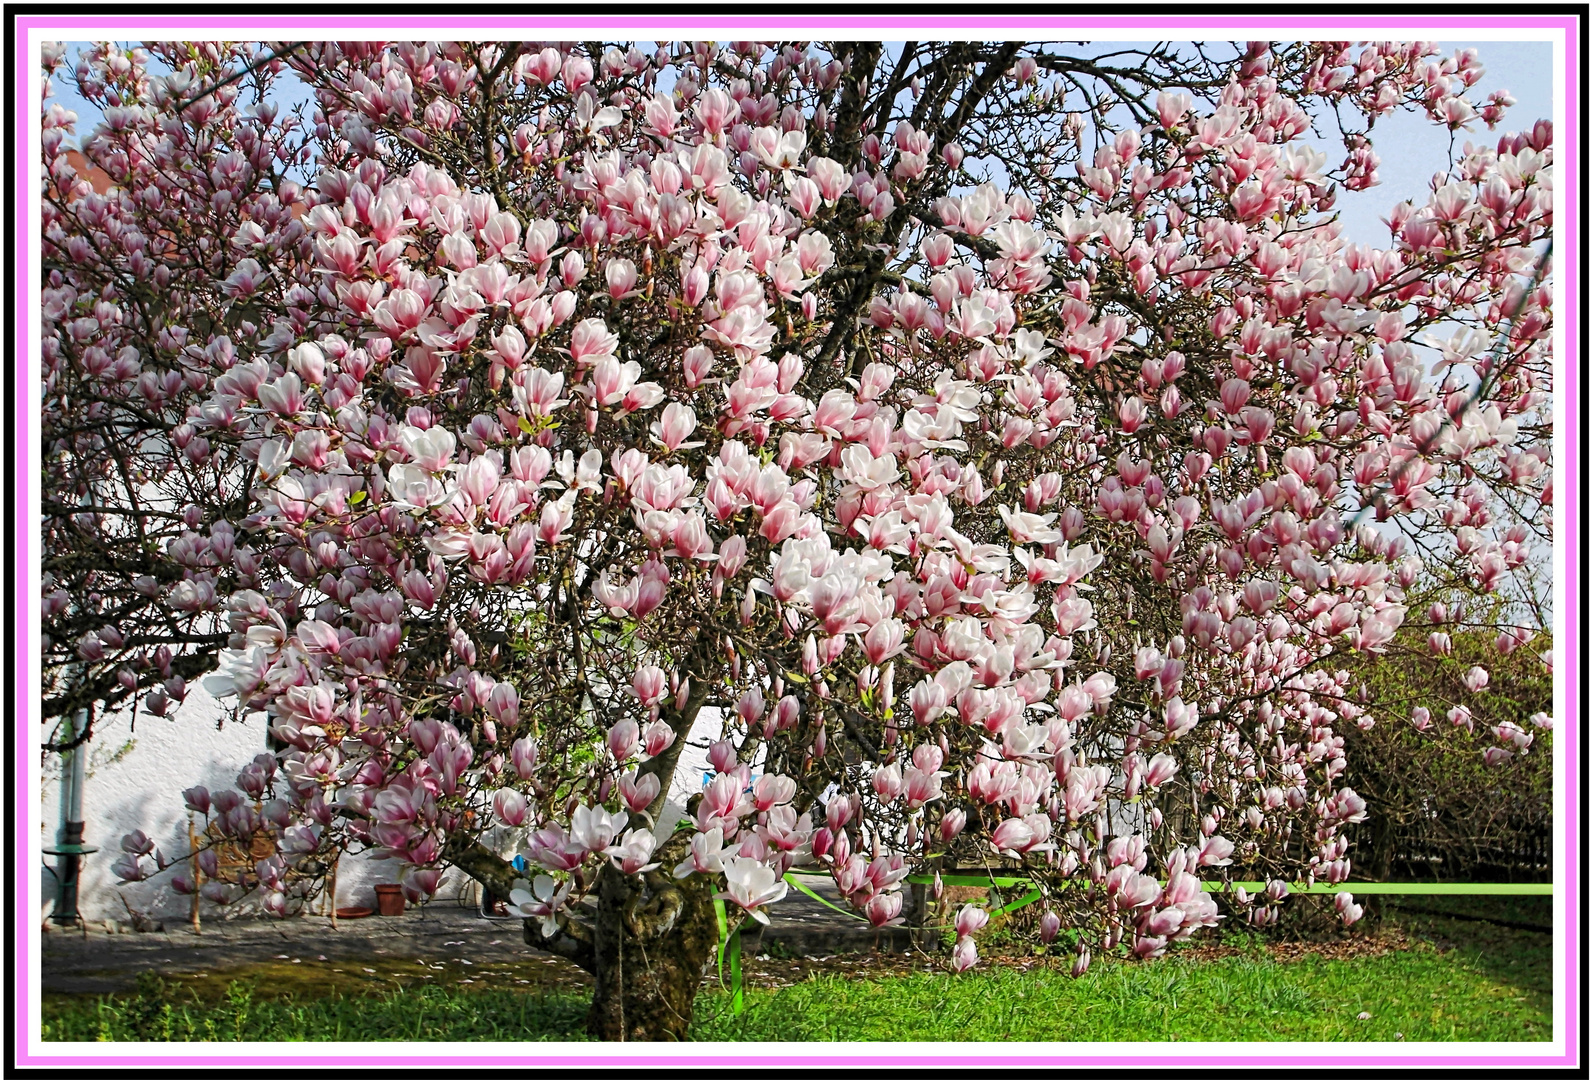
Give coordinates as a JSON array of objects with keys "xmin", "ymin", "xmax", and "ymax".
[{"xmin": 445, "ymin": 835, "xmax": 599, "ymax": 972}]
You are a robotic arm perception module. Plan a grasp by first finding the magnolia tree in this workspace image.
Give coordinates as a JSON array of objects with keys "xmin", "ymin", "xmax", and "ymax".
[
  {"xmin": 44, "ymin": 39, "xmax": 1553, "ymax": 1039},
  {"xmin": 39, "ymin": 43, "xmax": 320, "ymax": 739}
]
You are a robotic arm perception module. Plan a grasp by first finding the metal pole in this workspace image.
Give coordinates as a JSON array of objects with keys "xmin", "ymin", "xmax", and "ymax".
[
  {"xmin": 51, "ymin": 707, "xmax": 90, "ymax": 926},
  {"xmin": 66, "ymin": 708, "xmax": 86, "ymax": 823},
  {"xmin": 50, "ymin": 491, "xmax": 100, "ymax": 927}
]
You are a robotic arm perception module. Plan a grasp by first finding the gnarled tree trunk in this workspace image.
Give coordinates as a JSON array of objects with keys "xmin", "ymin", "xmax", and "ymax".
[
  {"xmin": 582, "ymin": 863, "xmax": 724, "ymax": 1041},
  {"xmin": 449, "ymin": 828, "xmax": 733, "ymax": 1041},
  {"xmin": 446, "ymin": 661, "xmax": 734, "ymax": 1040}
]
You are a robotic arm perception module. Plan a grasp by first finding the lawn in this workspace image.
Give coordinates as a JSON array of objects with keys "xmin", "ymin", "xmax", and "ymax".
[{"xmin": 41, "ymin": 897, "xmax": 1552, "ymax": 1043}]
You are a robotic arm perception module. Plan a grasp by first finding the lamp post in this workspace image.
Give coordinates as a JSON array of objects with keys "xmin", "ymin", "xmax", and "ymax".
[
  {"xmin": 47, "ymin": 494, "xmax": 101, "ymax": 927},
  {"xmin": 47, "ymin": 706, "xmax": 95, "ymax": 926}
]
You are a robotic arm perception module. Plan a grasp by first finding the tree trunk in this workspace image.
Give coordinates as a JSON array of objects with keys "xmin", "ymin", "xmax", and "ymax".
[
  {"xmin": 579, "ymin": 649, "xmax": 725, "ymax": 1039},
  {"xmin": 584, "ymin": 866, "xmax": 723, "ymax": 1041},
  {"xmin": 446, "ymin": 650, "xmax": 727, "ymax": 1040},
  {"xmin": 447, "ymin": 832, "xmax": 730, "ymax": 1041}
]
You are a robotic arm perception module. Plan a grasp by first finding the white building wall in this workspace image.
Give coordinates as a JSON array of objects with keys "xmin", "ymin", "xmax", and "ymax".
[
  {"xmin": 668, "ymin": 706, "xmax": 722, "ymax": 806},
  {"xmin": 41, "ymin": 693, "xmax": 730, "ymax": 925},
  {"xmin": 38, "ymin": 686, "xmax": 390, "ymax": 924}
]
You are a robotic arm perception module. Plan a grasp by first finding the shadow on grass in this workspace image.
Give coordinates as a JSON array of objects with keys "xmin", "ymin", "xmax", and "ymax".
[
  {"xmin": 1378, "ymin": 894, "xmax": 1553, "ymax": 1015},
  {"xmin": 43, "ymin": 973, "xmax": 594, "ymax": 1043}
]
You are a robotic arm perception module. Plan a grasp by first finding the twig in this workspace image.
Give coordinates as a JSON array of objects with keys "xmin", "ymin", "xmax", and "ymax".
[
  {"xmin": 1347, "ymin": 237, "xmax": 1553, "ymax": 528},
  {"xmin": 175, "ymin": 42, "xmax": 308, "ymax": 114}
]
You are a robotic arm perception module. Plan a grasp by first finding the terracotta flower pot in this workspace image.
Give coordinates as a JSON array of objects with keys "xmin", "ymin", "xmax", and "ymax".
[{"xmin": 374, "ymin": 884, "xmax": 405, "ymax": 917}]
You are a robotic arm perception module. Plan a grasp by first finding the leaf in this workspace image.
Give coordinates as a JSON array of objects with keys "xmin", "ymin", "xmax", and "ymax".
[{"xmin": 518, "ymin": 416, "xmax": 534, "ymax": 434}]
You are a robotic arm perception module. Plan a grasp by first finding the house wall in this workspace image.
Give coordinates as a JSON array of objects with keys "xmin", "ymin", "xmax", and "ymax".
[
  {"xmin": 43, "ymin": 688, "xmax": 385, "ymax": 925},
  {"xmin": 40, "ymin": 690, "xmax": 726, "ymax": 926}
]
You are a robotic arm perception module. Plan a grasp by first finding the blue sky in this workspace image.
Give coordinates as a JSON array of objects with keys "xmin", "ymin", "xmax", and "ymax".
[{"xmin": 1324, "ymin": 40, "xmax": 1553, "ymax": 245}]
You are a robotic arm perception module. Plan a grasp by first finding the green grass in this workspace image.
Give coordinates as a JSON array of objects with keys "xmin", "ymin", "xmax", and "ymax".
[
  {"xmin": 42, "ymin": 900, "xmax": 1552, "ymax": 1043},
  {"xmin": 698, "ymin": 949, "xmax": 1547, "ymax": 1042}
]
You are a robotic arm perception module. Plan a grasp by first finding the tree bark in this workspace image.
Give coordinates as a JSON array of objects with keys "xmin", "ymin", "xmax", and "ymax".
[
  {"xmin": 583, "ymin": 864, "xmax": 724, "ymax": 1041},
  {"xmin": 448, "ymin": 836, "xmax": 732, "ymax": 1040}
]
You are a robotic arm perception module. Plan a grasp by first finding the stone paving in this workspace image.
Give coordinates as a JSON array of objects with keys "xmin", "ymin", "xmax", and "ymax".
[{"xmin": 41, "ymin": 875, "xmax": 920, "ymax": 994}]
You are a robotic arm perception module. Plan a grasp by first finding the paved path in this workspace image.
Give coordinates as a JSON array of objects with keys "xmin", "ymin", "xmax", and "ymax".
[{"xmin": 42, "ymin": 876, "xmax": 919, "ymax": 994}]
